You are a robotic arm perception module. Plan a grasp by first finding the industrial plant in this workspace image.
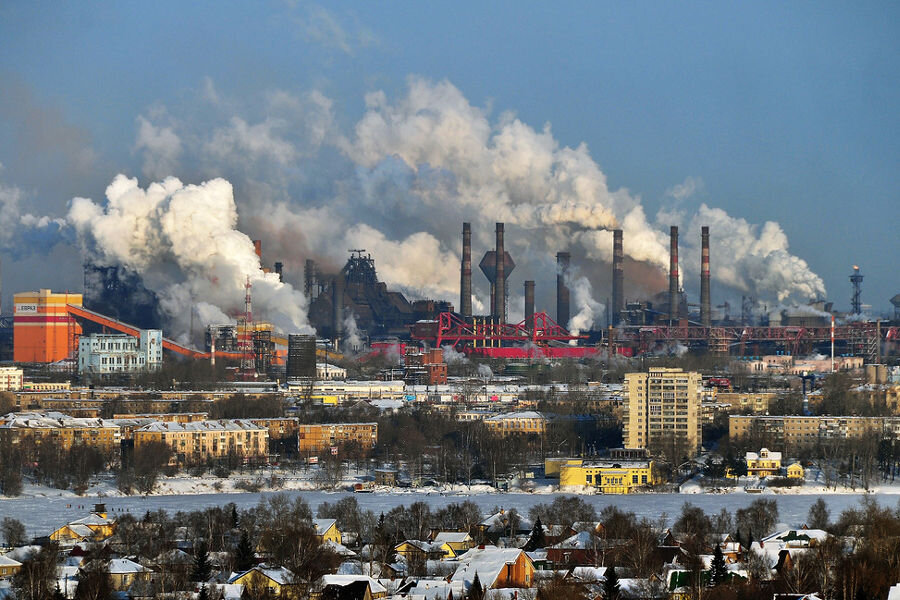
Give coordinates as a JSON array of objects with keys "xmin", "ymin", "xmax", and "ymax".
[{"xmin": 0, "ymin": 218, "xmax": 897, "ymax": 381}]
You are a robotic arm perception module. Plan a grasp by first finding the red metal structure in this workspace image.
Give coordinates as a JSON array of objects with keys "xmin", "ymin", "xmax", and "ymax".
[{"xmin": 411, "ymin": 311, "xmax": 598, "ymax": 358}]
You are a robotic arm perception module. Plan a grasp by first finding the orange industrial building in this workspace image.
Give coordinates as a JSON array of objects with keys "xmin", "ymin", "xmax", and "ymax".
[{"xmin": 13, "ymin": 290, "xmax": 83, "ymax": 363}]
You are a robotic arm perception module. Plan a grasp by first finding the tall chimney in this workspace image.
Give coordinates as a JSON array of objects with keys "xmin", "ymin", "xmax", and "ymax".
[
  {"xmin": 253, "ymin": 239, "xmax": 262, "ymax": 259},
  {"xmin": 612, "ymin": 229, "xmax": 624, "ymax": 326},
  {"xmin": 494, "ymin": 223, "xmax": 506, "ymax": 324},
  {"xmin": 460, "ymin": 223, "xmax": 473, "ymax": 319},
  {"xmin": 332, "ymin": 275, "xmax": 344, "ymax": 343},
  {"xmin": 524, "ymin": 280, "xmax": 535, "ymax": 331},
  {"xmin": 274, "ymin": 261, "xmax": 284, "ymax": 283},
  {"xmin": 557, "ymin": 251, "xmax": 570, "ymax": 329},
  {"xmin": 700, "ymin": 226, "xmax": 711, "ymax": 327},
  {"xmin": 669, "ymin": 226, "xmax": 679, "ymax": 323},
  {"xmin": 304, "ymin": 259, "xmax": 316, "ymax": 298}
]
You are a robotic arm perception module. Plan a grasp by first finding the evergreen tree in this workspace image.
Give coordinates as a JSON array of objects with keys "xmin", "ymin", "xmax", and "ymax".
[
  {"xmin": 469, "ymin": 572, "xmax": 484, "ymax": 600},
  {"xmin": 233, "ymin": 530, "xmax": 255, "ymax": 572},
  {"xmin": 198, "ymin": 584, "xmax": 210, "ymax": 600},
  {"xmin": 193, "ymin": 540, "xmax": 212, "ymax": 582},
  {"xmin": 524, "ymin": 517, "xmax": 546, "ymax": 551},
  {"xmin": 231, "ymin": 504, "xmax": 240, "ymax": 528},
  {"xmin": 603, "ymin": 564, "xmax": 620, "ymax": 600},
  {"xmin": 52, "ymin": 583, "xmax": 66, "ymax": 600},
  {"xmin": 709, "ymin": 544, "xmax": 729, "ymax": 586}
]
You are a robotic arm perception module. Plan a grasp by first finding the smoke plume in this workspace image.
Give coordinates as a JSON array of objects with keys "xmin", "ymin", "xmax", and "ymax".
[{"xmin": 67, "ymin": 174, "xmax": 312, "ymax": 343}]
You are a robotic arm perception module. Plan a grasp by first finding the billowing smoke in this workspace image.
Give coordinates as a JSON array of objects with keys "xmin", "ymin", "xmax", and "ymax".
[
  {"xmin": 0, "ymin": 175, "xmax": 69, "ymax": 254},
  {"xmin": 476, "ymin": 363, "xmax": 493, "ymax": 378},
  {"xmin": 67, "ymin": 174, "xmax": 312, "ymax": 343},
  {"xmin": 566, "ymin": 273, "xmax": 605, "ymax": 337},
  {"xmin": 442, "ymin": 344, "xmax": 469, "ymax": 365},
  {"xmin": 342, "ymin": 312, "xmax": 363, "ymax": 353}
]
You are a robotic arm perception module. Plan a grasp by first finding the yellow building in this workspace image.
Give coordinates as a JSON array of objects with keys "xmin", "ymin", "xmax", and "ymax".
[
  {"xmin": 50, "ymin": 506, "xmax": 116, "ymax": 544},
  {"xmin": 729, "ymin": 415, "xmax": 900, "ymax": 450},
  {"xmin": 0, "ymin": 555, "xmax": 22, "ymax": 578},
  {"xmin": 717, "ymin": 392, "xmax": 777, "ymax": 414},
  {"xmin": 0, "ymin": 412, "xmax": 120, "ymax": 456},
  {"xmin": 134, "ymin": 419, "xmax": 268, "ymax": 463},
  {"xmin": 431, "ymin": 532, "xmax": 474, "ymax": 556},
  {"xmin": 624, "ymin": 368, "xmax": 702, "ymax": 458},
  {"xmin": 230, "ymin": 566, "xmax": 296, "ymax": 598},
  {"xmin": 297, "ymin": 423, "xmax": 377, "ymax": 453},
  {"xmin": 559, "ymin": 459, "xmax": 659, "ymax": 493},
  {"xmin": 483, "ymin": 411, "xmax": 547, "ymax": 436},
  {"xmin": 746, "ymin": 448, "xmax": 781, "ymax": 478},
  {"xmin": 787, "ymin": 462, "xmax": 805, "ymax": 479},
  {"xmin": 106, "ymin": 558, "xmax": 151, "ymax": 591},
  {"xmin": 313, "ymin": 519, "xmax": 342, "ymax": 544}
]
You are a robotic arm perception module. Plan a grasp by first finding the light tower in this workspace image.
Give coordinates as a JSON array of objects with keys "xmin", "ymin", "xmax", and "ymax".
[
  {"xmin": 850, "ymin": 266, "xmax": 863, "ymax": 315},
  {"xmin": 239, "ymin": 276, "xmax": 256, "ymax": 379}
]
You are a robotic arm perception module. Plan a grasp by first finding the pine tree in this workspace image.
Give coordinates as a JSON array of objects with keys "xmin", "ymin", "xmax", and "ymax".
[
  {"xmin": 525, "ymin": 517, "xmax": 546, "ymax": 551},
  {"xmin": 231, "ymin": 504, "xmax": 240, "ymax": 528},
  {"xmin": 469, "ymin": 572, "xmax": 484, "ymax": 600},
  {"xmin": 603, "ymin": 564, "xmax": 621, "ymax": 600},
  {"xmin": 193, "ymin": 540, "xmax": 212, "ymax": 582},
  {"xmin": 709, "ymin": 544, "xmax": 729, "ymax": 586},
  {"xmin": 234, "ymin": 530, "xmax": 255, "ymax": 572},
  {"xmin": 52, "ymin": 583, "xmax": 66, "ymax": 600},
  {"xmin": 198, "ymin": 583, "xmax": 210, "ymax": 600}
]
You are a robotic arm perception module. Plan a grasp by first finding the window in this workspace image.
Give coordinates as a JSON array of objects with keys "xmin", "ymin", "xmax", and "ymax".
[
  {"xmin": 632, "ymin": 475, "xmax": 638, "ymax": 483},
  {"xmin": 586, "ymin": 474, "xmax": 592, "ymax": 484}
]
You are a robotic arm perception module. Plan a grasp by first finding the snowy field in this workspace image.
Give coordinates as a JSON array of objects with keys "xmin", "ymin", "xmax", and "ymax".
[{"xmin": 3, "ymin": 488, "xmax": 899, "ymax": 540}]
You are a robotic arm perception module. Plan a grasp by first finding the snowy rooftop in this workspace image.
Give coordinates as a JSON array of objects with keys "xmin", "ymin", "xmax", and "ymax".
[
  {"xmin": 136, "ymin": 419, "xmax": 267, "ymax": 433},
  {"xmin": 484, "ymin": 411, "xmax": 545, "ymax": 421},
  {"xmin": 450, "ymin": 546, "xmax": 527, "ymax": 589}
]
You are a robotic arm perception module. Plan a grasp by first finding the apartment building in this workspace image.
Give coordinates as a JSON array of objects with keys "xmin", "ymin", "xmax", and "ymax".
[
  {"xmin": 624, "ymin": 368, "xmax": 702, "ymax": 458},
  {"xmin": 134, "ymin": 420, "xmax": 268, "ymax": 463},
  {"xmin": 0, "ymin": 366, "xmax": 24, "ymax": 391},
  {"xmin": 0, "ymin": 411, "xmax": 120, "ymax": 454},
  {"xmin": 77, "ymin": 330, "xmax": 163, "ymax": 375},
  {"xmin": 729, "ymin": 415, "xmax": 900, "ymax": 449},
  {"xmin": 483, "ymin": 411, "xmax": 547, "ymax": 436},
  {"xmin": 297, "ymin": 422, "xmax": 378, "ymax": 453},
  {"xmin": 717, "ymin": 392, "xmax": 779, "ymax": 414}
]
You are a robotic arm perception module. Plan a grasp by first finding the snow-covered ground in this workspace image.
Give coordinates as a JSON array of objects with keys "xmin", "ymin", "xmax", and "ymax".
[{"xmin": 3, "ymin": 468, "xmax": 900, "ymax": 540}]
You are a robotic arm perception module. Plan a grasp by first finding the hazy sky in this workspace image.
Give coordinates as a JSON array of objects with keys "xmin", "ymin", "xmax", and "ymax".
[{"xmin": 0, "ymin": 1, "xmax": 897, "ymax": 316}]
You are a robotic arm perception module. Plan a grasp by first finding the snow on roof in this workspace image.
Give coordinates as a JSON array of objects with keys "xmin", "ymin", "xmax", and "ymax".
[
  {"xmin": 450, "ymin": 546, "xmax": 526, "ymax": 589},
  {"xmin": 0, "ymin": 412, "xmax": 119, "ymax": 430},
  {"xmin": 433, "ymin": 532, "xmax": 471, "ymax": 543},
  {"xmin": 570, "ymin": 566, "xmax": 606, "ymax": 581},
  {"xmin": 762, "ymin": 529, "xmax": 829, "ymax": 544},
  {"xmin": 108, "ymin": 558, "xmax": 150, "ymax": 574},
  {"xmin": 550, "ymin": 531, "xmax": 596, "ymax": 550},
  {"xmin": 70, "ymin": 513, "xmax": 114, "ymax": 527},
  {"xmin": 0, "ymin": 556, "xmax": 21, "ymax": 568},
  {"xmin": 313, "ymin": 519, "xmax": 337, "ymax": 535},
  {"xmin": 483, "ymin": 411, "xmax": 545, "ymax": 421},
  {"xmin": 320, "ymin": 575, "xmax": 386, "ymax": 595},
  {"xmin": 136, "ymin": 419, "xmax": 267, "ymax": 433},
  {"xmin": 745, "ymin": 448, "xmax": 782, "ymax": 461}
]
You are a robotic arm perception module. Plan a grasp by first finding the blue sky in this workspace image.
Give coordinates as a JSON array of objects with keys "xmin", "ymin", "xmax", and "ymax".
[{"xmin": 0, "ymin": 1, "xmax": 897, "ymax": 315}]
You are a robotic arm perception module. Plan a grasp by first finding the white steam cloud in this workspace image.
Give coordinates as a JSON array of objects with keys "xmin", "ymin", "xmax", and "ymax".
[{"xmin": 67, "ymin": 174, "xmax": 312, "ymax": 343}]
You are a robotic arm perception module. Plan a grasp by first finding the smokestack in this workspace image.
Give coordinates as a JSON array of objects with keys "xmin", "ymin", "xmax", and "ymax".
[
  {"xmin": 304, "ymin": 259, "xmax": 316, "ymax": 299},
  {"xmin": 700, "ymin": 226, "xmax": 711, "ymax": 327},
  {"xmin": 253, "ymin": 239, "xmax": 262, "ymax": 259},
  {"xmin": 669, "ymin": 226, "xmax": 679, "ymax": 323},
  {"xmin": 274, "ymin": 261, "xmax": 283, "ymax": 283},
  {"xmin": 460, "ymin": 222, "xmax": 472, "ymax": 319},
  {"xmin": 524, "ymin": 280, "xmax": 535, "ymax": 331},
  {"xmin": 332, "ymin": 275, "xmax": 344, "ymax": 343},
  {"xmin": 494, "ymin": 223, "xmax": 506, "ymax": 324},
  {"xmin": 612, "ymin": 229, "xmax": 623, "ymax": 326},
  {"xmin": 557, "ymin": 251, "xmax": 570, "ymax": 329}
]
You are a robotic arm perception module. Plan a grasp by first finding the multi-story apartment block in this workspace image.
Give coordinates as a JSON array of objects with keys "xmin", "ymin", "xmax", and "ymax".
[
  {"xmin": 483, "ymin": 411, "xmax": 547, "ymax": 436},
  {"xmin": 729, "ymin": 415, "xmax": 900, "ymax": 450},
  {"xmin": 624, "ymin": 368, "xmax": 702, "ymax": 458},
  {"xmin": 134, "ymin": 420, "xmax": 268, "ymax": 463},
  {"xmin": 716, "ymin": 392, "xmax": 779, "ymax": 414},
  {"xmin": 0, "ymin": 411, "xmax": 121, "ymax": 454},
  {"xmin": 0, "ymin": 366, "xmax": 24, "ymax": 391},
  {"xmin": 297, "ymin": 422, "xmax": 378, "ymax": 453}
]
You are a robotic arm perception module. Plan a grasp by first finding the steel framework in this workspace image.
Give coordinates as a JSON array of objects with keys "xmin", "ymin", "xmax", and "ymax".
[{"xmin": 412, "ymin": 311, "xmax": 586, "ymax": 349}]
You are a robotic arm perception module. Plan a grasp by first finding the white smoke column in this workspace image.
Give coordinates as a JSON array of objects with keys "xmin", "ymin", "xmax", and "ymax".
[
  {"xmin": 477, "ymin": 363, "xmax": 493, "ymax": 378},
  {"xmin": 566, "ymin": 274, "xmax": 604, "ymax": 339},
  {"xmin": 342, "ymin": 312, "xmax": 363, "ymax": 352},
  {"xmin": 442, "ymin": 344, "xmax": 469, "ymax": 365},
  {"xmin": 67, "ymin": 174, "xmax": 312, "ymax": 343}
]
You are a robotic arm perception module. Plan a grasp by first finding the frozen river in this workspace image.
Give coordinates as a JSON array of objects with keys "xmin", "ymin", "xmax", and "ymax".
[{"xmin": 3, "ymin": 490, "xmax": 899, "ymax": 538}]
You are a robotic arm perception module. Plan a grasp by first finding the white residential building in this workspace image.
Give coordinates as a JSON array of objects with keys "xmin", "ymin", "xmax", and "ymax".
[
  {"xmin": 78, "ymin": 330, "xmax": 163, "ymax": 375},
  {"xmin": 0, "ymin": 366, "xmax": 24, "ymax": 391}
]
